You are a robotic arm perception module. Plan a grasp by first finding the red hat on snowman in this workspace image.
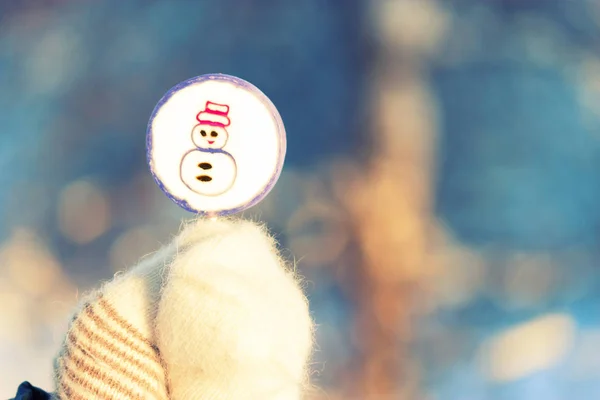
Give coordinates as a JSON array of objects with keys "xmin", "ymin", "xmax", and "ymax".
[{"xmin": 196, "ymin": 101, "xmax": 231, "ymax": 127}]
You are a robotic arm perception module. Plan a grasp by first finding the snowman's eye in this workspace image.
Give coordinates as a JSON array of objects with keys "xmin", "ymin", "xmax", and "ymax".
[
  {"xmin": 211, "ymin": 131, "xmax": 218, "ymax": 137},
  {"xmin": 200, "ymin": 130, "xmax": 207, "ymax": 137}
]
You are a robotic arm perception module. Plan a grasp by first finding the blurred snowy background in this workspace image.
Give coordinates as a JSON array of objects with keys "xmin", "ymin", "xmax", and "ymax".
[{"xmin": 3, "ymin": 0, "xmax": 600, "ymax": 399}]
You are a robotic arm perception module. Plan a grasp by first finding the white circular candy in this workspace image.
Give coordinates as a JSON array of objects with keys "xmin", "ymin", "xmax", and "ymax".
[{"xmin": 147, "ymin": 74, "xmax": 286, "ymax": 216}]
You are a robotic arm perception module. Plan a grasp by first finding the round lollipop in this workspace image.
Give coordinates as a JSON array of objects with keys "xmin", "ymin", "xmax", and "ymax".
[{"xmin": 147, "ymin": 74, "xmax": 286, "ymax": 216}]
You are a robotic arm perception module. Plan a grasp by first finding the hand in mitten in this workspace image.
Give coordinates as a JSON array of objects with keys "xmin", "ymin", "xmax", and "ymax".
[{"xmin": 48, "ymin": 218, "xmax": 313, "ymax": 399}]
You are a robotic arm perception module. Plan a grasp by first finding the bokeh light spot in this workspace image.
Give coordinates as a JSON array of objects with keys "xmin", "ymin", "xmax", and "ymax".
[
  {"xmin": 58, "ymin": 180, "xmax": 111, "ymax": 244},
  {"xmin": 480, "ymin": 313, "xmax": 575, "ymax": 382}
]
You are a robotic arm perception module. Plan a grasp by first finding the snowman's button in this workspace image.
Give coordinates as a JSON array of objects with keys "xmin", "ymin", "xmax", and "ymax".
[{"xmin": 147, "ymin": 74, "xmax": 286, "ymax": 215}]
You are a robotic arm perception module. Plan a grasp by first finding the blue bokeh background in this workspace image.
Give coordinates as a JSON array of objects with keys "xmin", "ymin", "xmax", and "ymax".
[{"xmin": 3, "ymin": 1, "xmax": 600, "ymax": 399}]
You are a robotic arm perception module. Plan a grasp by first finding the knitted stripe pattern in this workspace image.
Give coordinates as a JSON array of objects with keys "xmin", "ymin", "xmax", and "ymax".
[{"xmin": 54, "ymin": 294, "xmax": 169, "ymax": 400}]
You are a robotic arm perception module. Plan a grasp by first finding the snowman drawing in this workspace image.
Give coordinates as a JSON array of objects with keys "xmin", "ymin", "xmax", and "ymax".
[{"xmin": 180, "ymin": 101, "xmax": 237, "ymax": 196}]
